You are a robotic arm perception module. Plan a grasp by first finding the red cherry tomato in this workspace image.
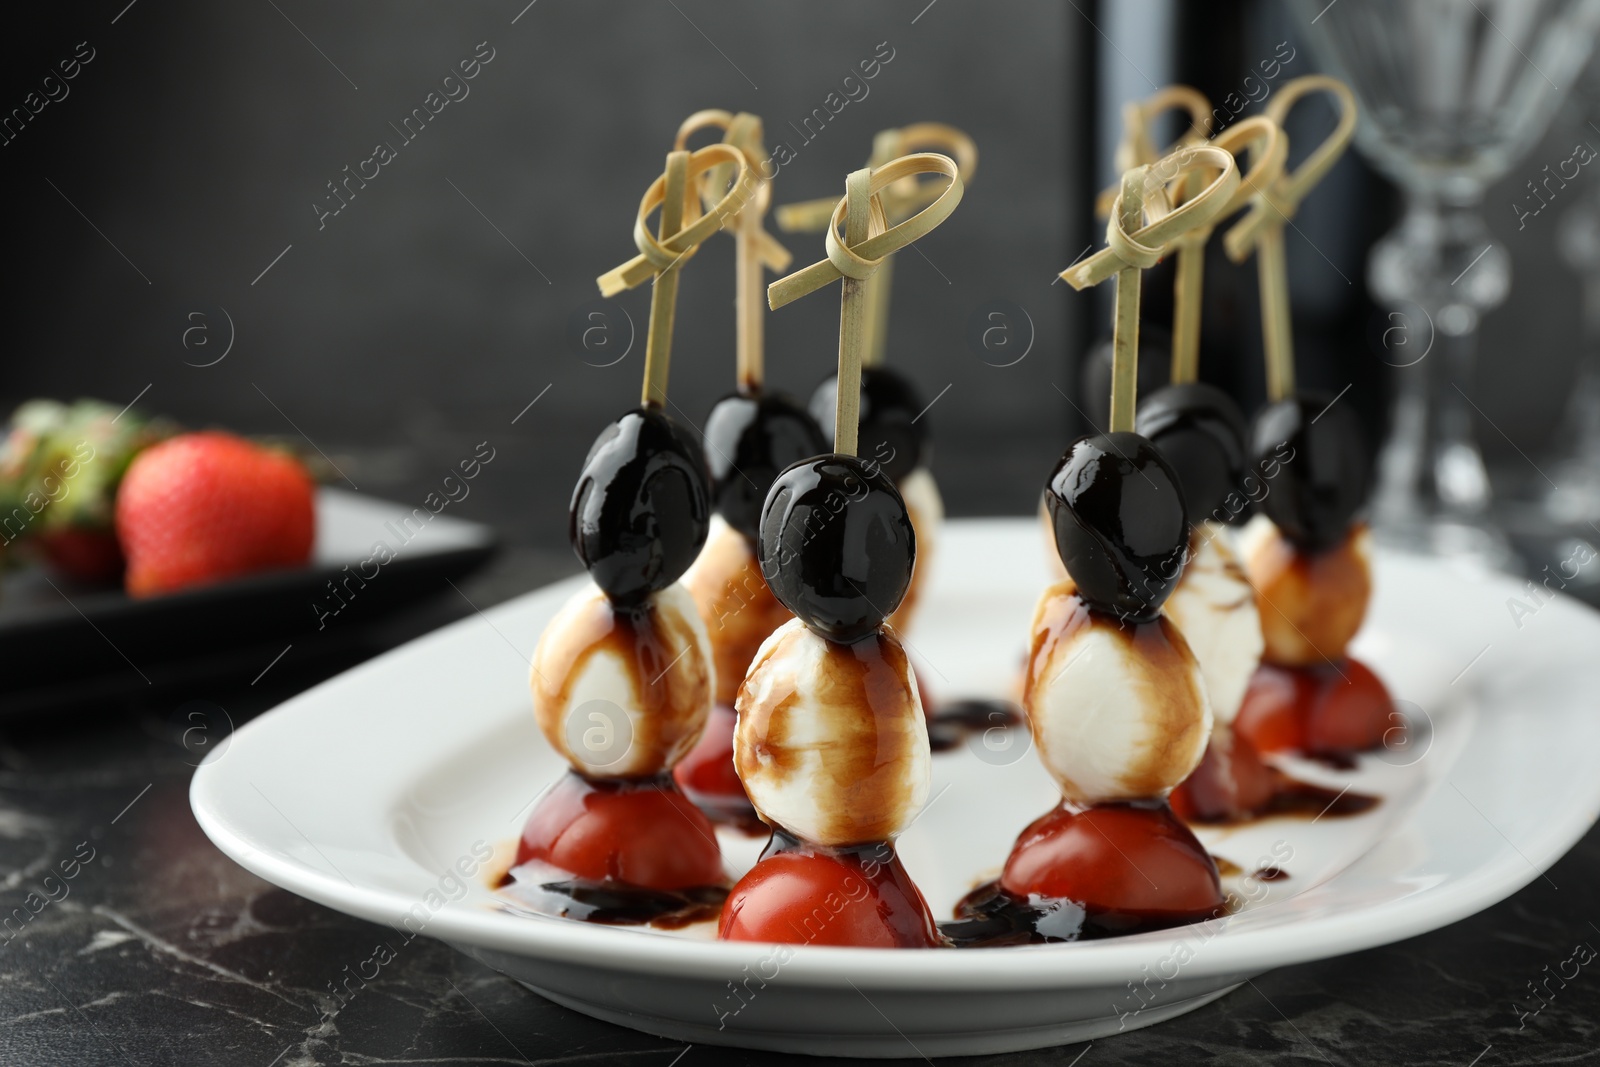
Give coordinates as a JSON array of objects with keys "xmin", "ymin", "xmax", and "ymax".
[
  {"xmin": 1236, "ymin": 660, "xmax": 1395, "ymax": 761},
  {"xmin": 516, "ymin": 773, "xmax": 723, "ymax": 891},
  {"xmin": 719, "ymin": 847, "xmax": 942, "ymax": 947},
  {"xmin": 1170, "ymin": 729, "xmax": 1275, "ymax": 823},
  {"xmin": 673, "ymin": 704, "xmax": 746, "ymax": 800},
  {"xmin": 1001, "ymin": 802, "xmax": 1223, "ymax": 920},
  {"xmin": 1234, "ymin": 664, "xmax": 1310, "ymax": 755},
  {"xmin": 1305, "ymin": 657, "xmax": 1395, "ymax": 756}
]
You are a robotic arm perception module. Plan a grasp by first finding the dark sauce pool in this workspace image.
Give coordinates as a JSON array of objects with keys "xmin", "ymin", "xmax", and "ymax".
[
  {"xmin": 494, "ymin": 868, "xmax": 726, "ymax": 928},
  {"xmin": 940, "ymin": 880, "xmax": 1228, "ymax": 947},
  {"xmin": 684, "ymin": 793, "xmax": 768, "ymax": 836},
  {"xmin": 1192, "ymin": 774, "xmax": 1381, "ymax": 826},
  {"xmin": 925, "ymin": 698, "xmax": 1023, "ymax": 752}
]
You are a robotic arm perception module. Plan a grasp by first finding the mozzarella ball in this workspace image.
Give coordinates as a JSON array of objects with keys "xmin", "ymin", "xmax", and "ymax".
[
  {"xmin": 683, "ymin": 515, "xmax": 794, "ymax": 707},
  {"xmin": 1239, "ymin": 518, "xmax": 1372, "ymax": 666},
  {"xmin": 1023, "ymin": 581, "xmax": 1212, "ymax": 802},
  {"xmin": 1162, "ymin": 522, "xmax": 1264, "ymax": 725},
  {"xmin": 735, "ymin": 618, "xmax": 930, "ymax": 846},
  {"xmin": 531, "ymin": 581, "xmax": 712, "ymax": 779}
]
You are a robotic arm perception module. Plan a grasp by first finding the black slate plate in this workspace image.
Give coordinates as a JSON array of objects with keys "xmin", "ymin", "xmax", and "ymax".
[{"xmin": 0, "ymin": 488, "xmax": 497, "ymax": 713}]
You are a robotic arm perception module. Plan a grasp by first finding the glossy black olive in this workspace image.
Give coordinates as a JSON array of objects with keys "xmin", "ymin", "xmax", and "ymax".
[
  {"xmin": 808, "ymin": 366, "xmax": 927, "ymax": 484},
  {"xmin": 1252, "ymin": 392, "xmax": 1369, "ymax": 553},
  {"xmin": 1045, "ymin": 432, "xmax": 1189, "ymax": 621},
  {"xmin": 1136, "ymin": 382, "xmax": 1249, "ymax": 520},
  {"xmin": 758, "ymin": 454, "xmax": 915, "ymax": 644},
  {"xmin": 569, "ymin": 407, "xmax": 711, "ymax": 607},
  {"xmin": 1078, "ymin": 327, "xmax": 1173, "ymax": 428},
  {"xmin": 702, "ymin": 389, "xmax": 827, "ymax": 544}
]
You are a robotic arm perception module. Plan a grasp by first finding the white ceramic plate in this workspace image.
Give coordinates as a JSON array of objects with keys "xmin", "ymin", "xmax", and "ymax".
[{"xmin": 190, "ymin": 519, "xmax": 1600, "ymax": 1058}]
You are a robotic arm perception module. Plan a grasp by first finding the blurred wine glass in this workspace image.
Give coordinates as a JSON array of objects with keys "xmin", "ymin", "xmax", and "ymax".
[
  {"xmin": 1547, "ymin": 59, "xmax": 1600, "ymax": 525},
  {"xmin": 1295, "ymin": 0, "xmax": 1600, "ymax": 562}
]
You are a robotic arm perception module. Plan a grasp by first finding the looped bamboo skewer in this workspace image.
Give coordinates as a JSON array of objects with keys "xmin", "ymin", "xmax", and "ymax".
[
  {"xmin": 768, "ymin": 153, "xmax": 964, "ymax": 457},
  {"xmin": 674, "ymin": 111, "xmax": 791, "ymax": 273},
  {"xmin": 1164, "ymin": 116, "xmax": 1288, "ymax": 384},
  {"xmin": 673, "ymin": 111, "xmax": 793, "ymax": 392},
  {"xmin": 1095, "ymin": 86, "xmax": 1215, "ymax": 387},
  {"xmin": 1061, "ymin": 145, "xmax": 1240, "ymax": 433},
  {"xmin": 1061, "ymin": 144, "xmax": 1240, "ymax": 291},
  {"xmin": 597, "ymin": 143, "xmax": 756, "ymax": 296},
  {"xmin": 776, "ymin": 124, "xmax": 976, "ymax": 366},
  {"xmin": 775, "ymin": 124, "xmax": 977, "ymax": 233},
  {"xmin": 596, "ymin": 143, "xmax": 754, "ymax": 408},
  {"xmin": 1093, "ymin": 85, "xmax": 1214, "ymax": 220},
  {"xmin": 1222, "ymin": 75, "xmax": 1358, "ymax": 402}
]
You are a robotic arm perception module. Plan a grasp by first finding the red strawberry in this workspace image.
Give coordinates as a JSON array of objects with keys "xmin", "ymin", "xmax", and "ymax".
[{"xmin": 116, "ymin": 432, "xmax": 315, "ymax": 597}]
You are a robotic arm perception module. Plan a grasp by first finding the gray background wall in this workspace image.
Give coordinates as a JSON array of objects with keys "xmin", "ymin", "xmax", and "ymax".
[
  {"xmin": 4, "ymin": 0, "xmax": 1594, "ymax": 584},
  {"xmin": 3, "ymin": 0, "xmax": 1083, "ymax": 578}
]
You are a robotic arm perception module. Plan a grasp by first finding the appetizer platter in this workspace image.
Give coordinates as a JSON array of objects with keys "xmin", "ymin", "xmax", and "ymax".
[{"xmin": 192, "ymin": 82, "xmax": 1600, "ymax": 1056}]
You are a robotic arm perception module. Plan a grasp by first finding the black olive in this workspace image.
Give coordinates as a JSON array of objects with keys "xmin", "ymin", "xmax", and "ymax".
[
  {"xmin": 1252, "ymin": 392, "xmax": 1369, "ymax": 553},
  {"xmin": 1136, "ymin": 382, "xmax": 1249, "ymax": 521},
  {"xmin": 1045, "ymin": 432, "xmax": 1189, "ymax": 621},
  {"xmin": 758, "ymin": 454, "xmax": 915, "ymax": 644},
  {"xmin": 702, "ymin": 389, "xmax": 827, "ymax": 544},
  {"xmin": 808, "ymin": 366, "xmax": 927, "ymax": 483},
  {"xmin": 569, "ymin": 407, "xmax": 711, "ymax": 607},
  {"xmin": 1078, "ymin": 327, "xmax": 1173, "ymax": 429}
]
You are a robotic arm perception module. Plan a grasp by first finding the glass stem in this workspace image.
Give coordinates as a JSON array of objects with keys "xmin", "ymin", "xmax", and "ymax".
[
  {"xmin": 1371, "ymin": 195, "xmax": 1506, "ymax": 535},
  {"xmin": 1428, "ymin": 319, "xmax": 1491, "ymax": 515}
]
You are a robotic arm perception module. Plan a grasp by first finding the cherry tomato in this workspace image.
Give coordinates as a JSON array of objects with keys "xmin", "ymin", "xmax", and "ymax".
[
  {"xmin": 517, "ymin": 772, "xmax": 723, "ymax": 890},
  {"xmin": 672, "ymin": 704, "xmax": 746, "ymax": 800},
  {"xmin": 1234, "ymin": 664, "xmax": 1310, "ymax": 755},
  {"xmin": 719, "ymin": 846, "xmax": 942, "ymax": 947},
  {"xmin": 1170, "ymin": 728, "xmax": 1275, "ymax": 823},
  {"xmin": 1235, "ymin": 660, "xmax": 1395, "ymax": 760},
  {"xmin": 1305, "ymin": 657, "xmax": 1394, "ymax": 756},
  {"xmin": 1001, "ymin": 802, "xmax": 1223, "ymax": 920}
]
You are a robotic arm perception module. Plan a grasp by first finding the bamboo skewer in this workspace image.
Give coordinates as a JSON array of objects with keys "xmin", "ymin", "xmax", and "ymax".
[
  {"xmin": 1093, "ymin": 89, "xmax": 1304, "ymax": 390},
  {"xmin": 1093, "ymin": 86, "xmax": 1213, "ymax": 220},
  {"xmin": 674, "ymin": 111, "xmax": 792, "ymax": 393},
  {"xmin": 737, "ymin": 162, "xmax": 765, "ymax": 390},
  {"xmin": 1169, "ymin": 116, "xmax": 1289, "ymax": 385},
  {"xmin": 1061, "ymin": 144, "xmax": 1241, "ymax": 430},
  {"xmin": 776, "ymin": 124, "xmax": 976, "ymax": 367},
  {"xmin": 836, "ymin": 168, "xmax": 875, "ymax": 456},
  {"xmin": 1223, "ymin": 76, "xmax": 1358, "ymax": 403},
  {"xmin": 768, "ymin": 153, "xmax": 965, "ymax": 456},
  {"xmin": 1170, "ymin": 165, "xmax": 1209, "ymax": 385},
  {"xmin": 643, "ymin": 151, "xmax": 689, "ymax": 409},
  {"xmin": 595, "ymin": 142, "xmax": 755, "ymax": 408},
  {"xmin": 1061, "ymin": 144, "xmax": 1240, "ymax": 291},
  {"xmin": 1111, "ymin": 170, "xmax": 1147, "ymax": 432}
]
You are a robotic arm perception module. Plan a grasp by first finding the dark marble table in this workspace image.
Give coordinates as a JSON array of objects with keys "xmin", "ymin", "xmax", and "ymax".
[{"xmin": 3, "ymin": 545, "xmax": 1596, "ymax": 1067}]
